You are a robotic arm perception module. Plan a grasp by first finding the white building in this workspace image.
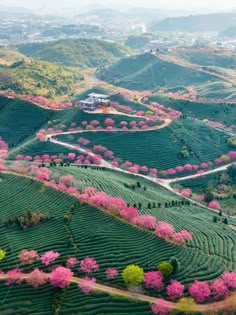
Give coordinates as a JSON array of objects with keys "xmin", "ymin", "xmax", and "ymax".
[{"xmin": 80, "ymin": 93, "xmax": 110, "ymax": 111}]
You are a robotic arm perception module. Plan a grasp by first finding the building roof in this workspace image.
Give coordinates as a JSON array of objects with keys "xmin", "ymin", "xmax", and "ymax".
[{"xmin": 88, "ymin": 93, "xmax": 109, "ymax": 99}]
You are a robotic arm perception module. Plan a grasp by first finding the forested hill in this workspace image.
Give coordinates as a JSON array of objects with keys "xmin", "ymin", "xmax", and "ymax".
[
  {"xmin": 150, "ymin": 13, "xmax": 236, "ymax": 33},
  {"xmin": 17, "ymin": 39, "xmax": 131, "ymax": 68}
]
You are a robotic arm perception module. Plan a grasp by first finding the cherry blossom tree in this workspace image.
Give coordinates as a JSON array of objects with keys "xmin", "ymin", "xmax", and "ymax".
[
  {"xmin": 18, "ymin": 250, "xmax": 39, "ymax": 265},
  {"xmin": 151, "ymin": 299, "xmax": 172, "ymax": 315},
  {"xmin": 189, "ymin": 280, "xmax": 211, "ymax": 302},
  {"xmin": 155, "ymin": 222, "xmax": 175, "ymax": 239},
  {"xmin": 167, "ymin": 280, "xmax": 184, "ymax": 300},
  {"xmin": 80, "ymin": 257, "xmax": 99, "ymax": 274},
  {"xmin": 105, "ymin": 268, "xmax": 119, "ymax": 279},
  {"xmin": 144, "ymin": 271, "xmax": 163, "ymax": 290},
  {"xmin": 41, "ymin": 251, "xmax": 60, "ymax": 265},
  {"xmin": 79, "ymin": 277, "xmax": 96, "ymax": 294},
  {"xmin": 66, "ymin": 257, "xmax": 79, "ymax": 268},
  {"xmin": 222, "ymin": 272, "xmax": 236, "ymax": 289},
  {"xmin": 49, "ymin": 266, "xmax": 73, "ymax": 288},
  {"xmin": 26, "ymin": 268, "xmax": 48, "ymax": 288},
  {"xmin": 211, "ymin": 279, "xmax": 228, "ymax": 298},
  {"xmin": 208, "ymin": 201, "xmax": 220, "ymax": 209},
  {"xmin": 5, "ymin": 268, "xmax": 22, "ymax": 286}
]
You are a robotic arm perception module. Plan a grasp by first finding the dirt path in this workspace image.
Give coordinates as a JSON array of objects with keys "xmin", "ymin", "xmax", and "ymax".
[{"xmin": 0, "ymin": 273, "xmax": 235, "ymax": 312}]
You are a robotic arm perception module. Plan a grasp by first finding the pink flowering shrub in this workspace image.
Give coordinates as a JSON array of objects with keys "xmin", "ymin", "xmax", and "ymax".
[
  {"xmin": 5, "ymin": 268, "xmax": 22, "ymax": 286},
  {"xmin": 211, "ymin": 279, "xmax": 228, "ymax": 298},
  {"xmin": 66, "ymin": 257, "xmax": 79, "ymax": 268},
  {"xmin": 208, "ymin": 201, "xmax": 220, "ymax": 209},
  {"xmin": 222, "ymin": 272, "xmax": 236, "ymax": 289},
  {"xmin": 144, "ymin": 271, "xmax": 163, "ymax": 290},
  {"xmin": 49, "ymin": 266, "xmax": 73, "ymax": 288},
  {"xmin": 26, "ymin": 268, "xmax": 48, "ymax": 288},
  {"xmin": 18, "ymin": 250, "xmax": 39, "ymax": 265},
  {"xmin": 181, "ymin": 188, "xmax": 192, "ymax": 198},
  {"xmin": 79, "ymin": 277, "xmax": 96, "ymax": 294},
  {"xmin": 80, "ymin": 257, "xmax": 99, "ymax": 274},
  {"xmin": 155, "ymin": 222, "xmax": 175, "ymax": 239},
  {"xmin": 189, "ymin": 280, "xmax": 211, "ymax": 302},
  {"xmin": 167, "ymin": 280, "xmax": 184, "ymax": 300},
  {"xmin": 106, "ymin": 268, "xmax": 119, "ymax": 279},
  {"xmin": 151, "ymin": 299, "xmax": 172, "ymax": 315},
  {"xmin": 41, "ymin": 251, "xmax": 60, "ymax": 265}
]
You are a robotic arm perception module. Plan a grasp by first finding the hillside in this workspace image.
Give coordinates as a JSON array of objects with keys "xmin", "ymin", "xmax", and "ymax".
[
  {"xmin": 219, "ymin": 26, "xmax": 236, "ymax": 38},
  {"xmin": 17, "ymin": 39, "xmax": 131, "ymax": 68},
  {"xmin": 0, "ymin": 50, "xmax": 82, "ymax": 98},
  {"xmin": 173, "ymin": 49, "xmax": 236, "ymax": 69},
  {"xmin": 98, "ymin": 53, "xmax": 221, "ymax": 91},
  {"xmin": 150, "ymin": 13, "xmax": 236, "ymax": 33}
]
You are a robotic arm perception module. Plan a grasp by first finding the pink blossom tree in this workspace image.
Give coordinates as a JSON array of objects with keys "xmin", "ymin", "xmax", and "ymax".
[
  {"xmin": 26, "ymin": 268, "xmax": 48, "ymax": 288},
  {"xmin": 18, "ymin": 249, "xmax": 39, "ymax": 265},
  {"xmin": 151, "ymin": 299, "xmax": 172, "ymax": 315},
  {"xmin": 155, "ymin": 222, "xmax": 175, "ymax": 239},
  {"xmin": 222, "ymin": 272, "xmax": 236, "ymax": 289},
  {"xmin": 49, "ymin": 266, "xmax": 73, "ymax": 288},
  {"xmin": 189, "ymin": 280, "xmax": 211, "ymax": 302},
  {"xmin": 208, "ymin": 201, "xmax": 220, "ymax": 209},
  {"xmin": 105, "ymin": 268, "xmax": 119, "ymax": 279},
  {"xmin": 167, "ymin": 280, "xmax": 184, "ymax": 300},
  {"xmin": 211, "ymin": 279, "xmax": 228, "ymax": 298},
  {"xmin": 41, "ymin": 251, "xmax": 60, "ymax": 265},
  {"xmin": 79, "ymin": 277, "xmax": 96, "ymax": 294},
  {"xmin": 144, "ymin": 271, "xmax": 163, "ymax": 290},
  {"xmin": 80, "ymin": 257, "xmax": 99, "ymax": 274},
  {"xmin": 66, "ymin": 257, "xmax": 79, "ymax": 268}
]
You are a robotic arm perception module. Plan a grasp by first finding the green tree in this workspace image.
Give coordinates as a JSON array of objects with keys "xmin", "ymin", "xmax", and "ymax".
[
  {"xmin": 204, "ymin": 185, "xmax": 214, "ymax": 203},
  {"xmin": 0, "ymin": 249, "xmax": 6, "ymax": 261},
  {"xmin": 176, "ymin": 297, "xmax": 196, "ymax": 314},
  {"xmin": 157, "ymin": 261, "xmax": 173, "ymax": 277},
  {"xmin": 169, "ymin": 256, "xmax": 180, "ymax": 273},
  {"xmin": 122, "ymin": 265, "xmax": 144, "ymax": 286}
]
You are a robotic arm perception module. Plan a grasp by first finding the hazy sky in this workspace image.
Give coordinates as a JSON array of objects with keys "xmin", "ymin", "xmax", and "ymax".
[{"xmin": 0, "ymin": 0, "xmax": 235, "ymax": 11}]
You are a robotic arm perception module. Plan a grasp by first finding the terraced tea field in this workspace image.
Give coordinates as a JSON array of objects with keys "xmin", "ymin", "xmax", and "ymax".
[
  {"xmin": 56, "ymin": 118, "xmax": 230, "ymax": 171},
  {"xmin": 147, "ymin": 94, "xmax": 236, "ymax": 127}
]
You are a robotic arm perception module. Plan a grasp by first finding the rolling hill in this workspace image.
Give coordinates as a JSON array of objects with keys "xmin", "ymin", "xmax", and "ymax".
[
  {"xmin": 150, "ymin": 13, "xmax": 236, "ymax": 33},
  {"xmin": 173, "ymin": 49, "xmax": 236, "ymax": 69},
  {"xmin": 17, "ymin": 39, "xmax": 131, "ymax": 68},
  {"xmin": 0, "ymin": 49, "xmax": 82, "ymax": 98},
  {"xmin": 98, "ymin": 53, "xmax": 221, "ymax": 91}
]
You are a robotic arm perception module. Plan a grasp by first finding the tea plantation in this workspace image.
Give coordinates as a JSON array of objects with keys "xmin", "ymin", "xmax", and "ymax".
[{"xmin": 56, "ymin": 118, "xmax": 230, "ymax": 171}]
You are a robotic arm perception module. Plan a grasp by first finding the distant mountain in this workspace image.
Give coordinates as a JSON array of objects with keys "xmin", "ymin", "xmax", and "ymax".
[
  {"xmin": 219, "ymin": 26, "xmax": 236, "ymax": 38},
  {"xmin": 150, "ymin": 13, "xmax": 236, "ymax": 33},
  {"xmin": 98, "ymin": 53, "xmax": 220, "ymax": 91},
  {"xmin": 0, "ymin": 5, "xmax": 33, "ymax": 17},
  {"xmin": 17, "ymin": 39, "xmax": 131, "ymax": 68}
]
